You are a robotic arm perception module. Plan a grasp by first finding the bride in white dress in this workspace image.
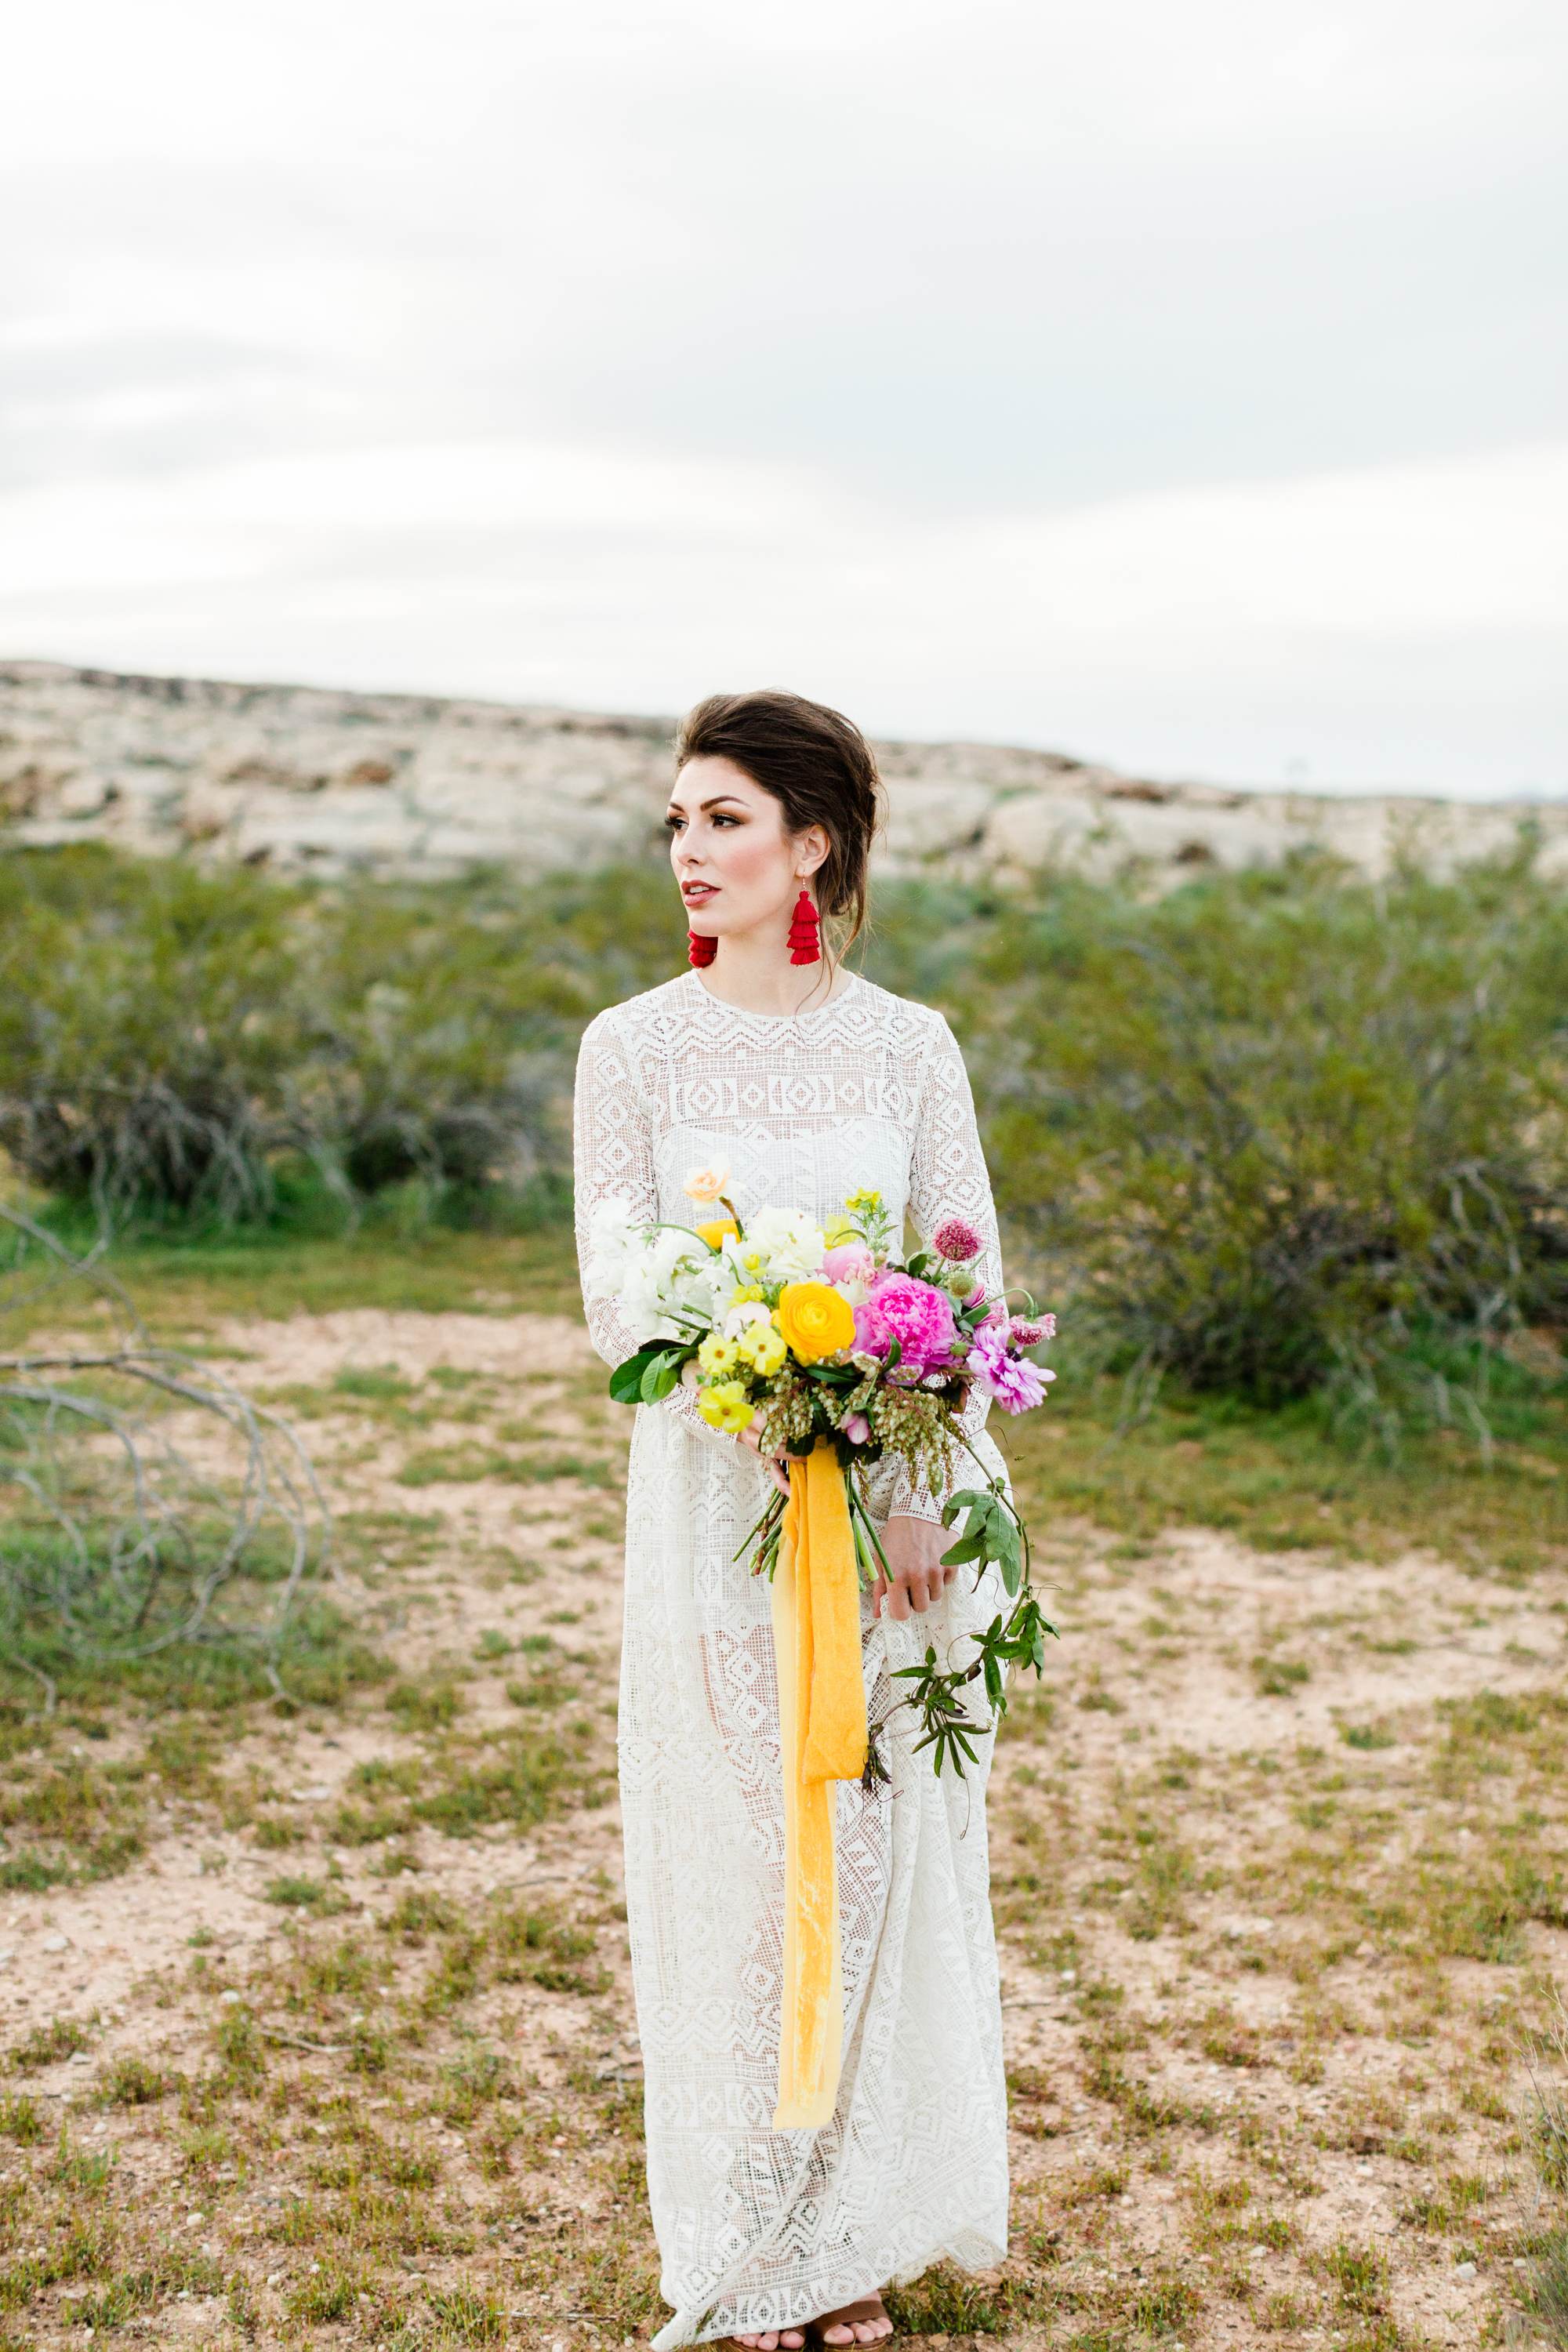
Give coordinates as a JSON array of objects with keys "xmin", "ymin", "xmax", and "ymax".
[{"xmin": 573, "ymin": 691, "xmax": 1011, "ymax": 2350}]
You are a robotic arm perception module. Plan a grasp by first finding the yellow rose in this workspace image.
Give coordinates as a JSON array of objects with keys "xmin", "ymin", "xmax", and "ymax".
[
  {"xmin": 777, "ymin": 1281, "xmax": 856, "ymax": 1363},
  {"xmin": 682, "ymin": 1156, "xmax": 732, "ymax": 1205},
  {"xmin": 695, "ymin": 1217, "xmax": 739, "ymax": 1250},
  {"xmin": 736, "ymin": 1323, "xmax": 786, "ymax": 1375},
  {"xmin": 697, "ymin": 1379, "xmax": 754, "ymax": 1433},
  {"xmin": 697, "ymin": 1334, "xmax": 739, "ymax": 1374}
]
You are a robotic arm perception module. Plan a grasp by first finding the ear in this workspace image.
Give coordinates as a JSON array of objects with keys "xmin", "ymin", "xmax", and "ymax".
[{"xmin": 793, "ymin": 825, "xmax": 830, "ymax": 881}]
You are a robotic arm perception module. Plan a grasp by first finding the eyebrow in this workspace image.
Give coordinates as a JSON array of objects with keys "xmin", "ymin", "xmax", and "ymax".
[{"xmin": 666, "ymin": 793, "xmax": 750, "ymax": 813}]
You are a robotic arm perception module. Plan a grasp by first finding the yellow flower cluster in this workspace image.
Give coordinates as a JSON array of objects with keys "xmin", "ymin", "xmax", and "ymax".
[
  {"xmin": 739, "ymin": 1323, "xmax": 787, "ymax": 1375},
  {"xmin": 699, "ymin": 1319, "xmax": 787, "ymax": 1381},
  {"xmin": 697, "ymin": 1381, "xmax": 753, "ymax": 1432}
]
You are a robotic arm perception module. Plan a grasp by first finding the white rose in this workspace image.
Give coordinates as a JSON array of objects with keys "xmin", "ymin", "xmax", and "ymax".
[{"xmin": 746, "ymin": 1206, "xmax": 826, "ymax": 1283}]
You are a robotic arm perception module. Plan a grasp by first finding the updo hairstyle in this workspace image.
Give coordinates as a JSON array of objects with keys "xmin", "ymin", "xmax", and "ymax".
[{"xmin": 674, "ymin": 690, "xmax": 884, "ymax": 953}]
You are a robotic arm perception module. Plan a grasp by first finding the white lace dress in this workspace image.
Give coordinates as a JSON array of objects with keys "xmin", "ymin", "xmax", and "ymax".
[{"xmin": 572, "ymin": 970, "xmax": 1010, "ymax": 2348}]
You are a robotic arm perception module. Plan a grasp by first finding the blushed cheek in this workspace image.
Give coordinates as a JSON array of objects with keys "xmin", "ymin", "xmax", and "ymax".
[{"xmin": 723, "ymin": 827, "xmax": 789, "ymax": 889}]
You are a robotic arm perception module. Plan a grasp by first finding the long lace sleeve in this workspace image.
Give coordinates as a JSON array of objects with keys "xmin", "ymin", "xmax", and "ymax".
[
  {"xmin": 572, "ymin": 1009, "xmax": 743, "ymax": 1456},
  {"xmin": 888, "ymin": 1012, "xmax": 1001, "ymax": 1525}
]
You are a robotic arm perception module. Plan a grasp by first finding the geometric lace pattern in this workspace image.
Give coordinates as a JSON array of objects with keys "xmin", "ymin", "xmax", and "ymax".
[{"xmin": 574, "ymin": 974, "xmax": 1010, "ymax": 2346}]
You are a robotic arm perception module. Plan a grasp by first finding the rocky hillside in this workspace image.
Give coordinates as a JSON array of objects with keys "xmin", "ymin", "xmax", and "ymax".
[{"xmin": 0, "ymin": 659, "xmax": 1555, "ymax": 886}]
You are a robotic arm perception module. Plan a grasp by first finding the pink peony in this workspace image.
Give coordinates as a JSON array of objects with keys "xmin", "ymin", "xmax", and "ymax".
[
  {"xmin": 821, "ymin": 1240, "xmax": 874, "ymax": 1287},
  {"xmin": 931, "ymin": 1216, "xmax": 984, "ymax": 1264},
  {"xmin": 967, "ymin": 1322, "xmax": 1052, "ymax": 1414},
  {"xmin": 852, "ymin": 1269, "xmax": 956, "ymax": 1377}
]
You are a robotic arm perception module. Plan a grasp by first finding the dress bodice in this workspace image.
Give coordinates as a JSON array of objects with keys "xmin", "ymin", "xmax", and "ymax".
[
  {"xmin": 579, "ymin": 966, "xmax": 993, "ymax": 1242},
  {"xmin": 574, "ymin": 967, "xmax": 1003, "ymax": 1521}
]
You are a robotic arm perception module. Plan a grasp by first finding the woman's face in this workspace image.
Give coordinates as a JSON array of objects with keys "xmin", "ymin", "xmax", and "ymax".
[{"xmin": 666, "ymin": 756, "xmax": 826, "ymax": 941}]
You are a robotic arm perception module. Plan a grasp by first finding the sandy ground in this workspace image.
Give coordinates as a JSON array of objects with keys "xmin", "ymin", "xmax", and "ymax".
[{"xmin": 3, "ymin": 1308, "xmax": 1564, "ymax": 2348}]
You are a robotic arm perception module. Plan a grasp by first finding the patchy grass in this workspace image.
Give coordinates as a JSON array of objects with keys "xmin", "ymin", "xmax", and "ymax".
[
  {"xmin": 3, "ymin": 1242, "xmax": 1566, "ymax": 2349},
  {"xmin": 1006, "ymin": 1342, "xmax": 1568, "ymax": 1573},
  {"xmin": 25, "ymin": 1223, "xmax": 585, "ymax": 1345}
]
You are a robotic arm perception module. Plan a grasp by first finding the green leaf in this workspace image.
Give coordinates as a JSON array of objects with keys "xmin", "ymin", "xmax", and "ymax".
[
  {"xmin": 905, "ymin": 1251, "xmax": 931, "ymax": 1278},
  {"xmin": 640, "ymin": 1351, "xmax": 684, "ymax": 1403},
  {"xmin": 608, "ymin": 1346, "xmax": 666, "ymax": 1404}
]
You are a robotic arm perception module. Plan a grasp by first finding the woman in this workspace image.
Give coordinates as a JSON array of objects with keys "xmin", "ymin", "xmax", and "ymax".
[{"xmin": 573, "ymin": 691, "xmax": 1011, "ymax": 2350}]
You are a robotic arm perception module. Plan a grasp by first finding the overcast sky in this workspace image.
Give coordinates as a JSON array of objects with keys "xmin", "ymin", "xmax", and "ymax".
[{"xmin": 2, "ymin": 0, "xmax": 1565, "ymax": 793}]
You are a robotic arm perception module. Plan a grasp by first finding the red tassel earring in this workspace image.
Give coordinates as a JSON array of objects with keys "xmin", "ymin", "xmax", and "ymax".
[
  {"xmin": 688, "ymin": 929, "xmax": 717, "ymax": 967},
  {"xmin": 787, "ymin": 890, "xmax": 821, "ymax": 966}
]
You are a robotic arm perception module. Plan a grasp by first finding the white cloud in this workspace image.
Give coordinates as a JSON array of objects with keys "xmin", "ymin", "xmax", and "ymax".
[
  {"xmin": 1, "ymin": 0, "xmax": 1565, "ymax": 786},
  {"xmin": 1, "ymin": 433, "xmax": 1562, "ymax": 793}
]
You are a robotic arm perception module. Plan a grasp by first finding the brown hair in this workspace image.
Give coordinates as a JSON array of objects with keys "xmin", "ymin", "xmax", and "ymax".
[{"xmin": 674, "ymin": 689, "xmax": 884, "ymax": 951}]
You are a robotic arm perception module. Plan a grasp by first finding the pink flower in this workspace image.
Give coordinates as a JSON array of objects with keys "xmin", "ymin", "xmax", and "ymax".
[
  {"xmin": 821, "ymin": 1241, "xmax": 874, "ymax": 1286},
  {"xmin": 1009, "ymin": 1318, "xmax": 1044, "ymax": 1349},
  {"xmin": 852, "ymin": 1269, "xmax": 956, "ymax": 1377},
  {"xmin": 931, "ymin": 1216, "xmax": 984, "ymax": 1264},
  {"xmin": 841, "ymin": 1411, "xmax": 870, "ymax": 1445},
  {"xmin": 967, "ymin": 1322, "xmax": 1051, "ymax": 1414}
]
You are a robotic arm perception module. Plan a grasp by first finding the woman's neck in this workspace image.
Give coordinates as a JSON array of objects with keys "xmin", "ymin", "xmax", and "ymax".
[{"xmin": 694, "ymin": 930, "xmax": 853, "ymax": 1018}]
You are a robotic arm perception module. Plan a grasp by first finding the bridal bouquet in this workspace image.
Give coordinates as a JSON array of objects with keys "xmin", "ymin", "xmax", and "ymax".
[{"xmin": 586, "ymin": 1163, "xmax": 1061, "ymax": 1774}]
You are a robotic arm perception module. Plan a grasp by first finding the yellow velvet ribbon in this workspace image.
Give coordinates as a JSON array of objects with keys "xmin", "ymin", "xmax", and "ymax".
[{"xmin": 770, "ymin": 1439, "xmax": 868, "ymax": 2129}]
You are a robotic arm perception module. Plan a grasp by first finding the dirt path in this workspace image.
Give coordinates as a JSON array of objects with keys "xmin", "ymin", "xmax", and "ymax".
[{"xmin": 2, "ymin": 1310, "xmax": 1564, "ymax": 2348}]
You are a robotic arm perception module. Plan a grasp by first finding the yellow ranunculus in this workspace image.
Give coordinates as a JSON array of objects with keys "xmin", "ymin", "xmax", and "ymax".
[
  {"xmin": 737, "ymin": 1323, "xmax": 787, "ymax": 1376},
  {"xmin": 697, "ymin": 1379, "xmax": 754, "ymax": 1433},
  {"xmin": 822, "ymin": 1214, "xmax": 858, "ymax": 1245},
  {"xmin": 777, "ymin": 1281, "xmax": 856, "ymax": 1363},
  {"xmin": 697, "ymin": 1334, "xmax": 740, "ymax": 1374},
  {"xmin": 696, "ymin": 1217, "xmax": 740, "ymax": 1250}
]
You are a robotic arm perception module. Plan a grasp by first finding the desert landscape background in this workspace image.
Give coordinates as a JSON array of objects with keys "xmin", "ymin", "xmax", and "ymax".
[{"xmin": 2, "ymin": 665, "xmax": 1568, "ymax": 2352}]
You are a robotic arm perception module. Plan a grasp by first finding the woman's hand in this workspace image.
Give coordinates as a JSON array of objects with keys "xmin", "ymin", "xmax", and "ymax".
[
  {"xmin": 732, "ymin": 1432, "xmax": 956, "ymax": 1617},
  {"xmin": 872, "ymin": 1515, "xmax": 956, "ymax": 1621},
  {"xmin": 737, "ymin": 1411, "xmax": 793, "ymax": 1497}
]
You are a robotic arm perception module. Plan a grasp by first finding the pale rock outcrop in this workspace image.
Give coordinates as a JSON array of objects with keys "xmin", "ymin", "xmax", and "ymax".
[{"xmin": 0, "ymin": 660, "xmax": 1555, "ymax": 887}]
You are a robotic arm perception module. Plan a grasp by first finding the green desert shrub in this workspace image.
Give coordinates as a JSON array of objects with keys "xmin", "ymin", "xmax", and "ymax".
[
  {"xmin": 960, "ymin": 844, "xmax": 1568, "ymax": 1417},
  {"xmin": 0, "ymin": 848, "xmax": 686, "ymax": 1228},
  {"xmin": 11, "ymin": 833, "xmax": 1568, "ymax": 1438}
]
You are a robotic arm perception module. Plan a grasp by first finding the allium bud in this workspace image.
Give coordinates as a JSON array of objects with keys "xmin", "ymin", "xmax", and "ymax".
[{"xmin": 931, "ymin": 1216, "xmax": 984, "ymax": 1264}]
